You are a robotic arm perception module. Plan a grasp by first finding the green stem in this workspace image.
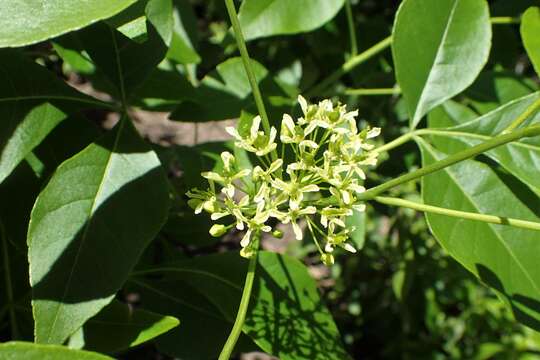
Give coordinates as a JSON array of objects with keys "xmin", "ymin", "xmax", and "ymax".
[
  {"xmin": 345, "ymin": 87, "xmax": 401, "ymax": 96},
  {"xmin": 490, "ymin": 16, "xmax": 521, "ymax": 24},
  {"xmin": 224, "ymin": 0, "xmax": 277, "ymax": 162},
  {"xmin": 358, "ymin": 125, "xmax": 540, "ymax": 200},
  {"xmin": 503, "ymin": 98, "xmax": 540, "ymax": 133},
  {"xmin": 306, "ymin": 35, "xmax": 393, "ymax": 97},
  {"xmin": 1, "ymin": 220, "xmax": 19, "ymax": 339},
  {"xmin": 345, "ymin": 0, "xmax": 358, "ymax": 56},
  {"xmin": 218, "ymin": 237, "xmax": 259, "ymax": 360},
  {"xmin": 374, "ymin": 196, "xmax": 540, "ymax": 232}
]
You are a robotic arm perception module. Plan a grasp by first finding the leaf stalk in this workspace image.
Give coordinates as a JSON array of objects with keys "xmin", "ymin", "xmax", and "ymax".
[
  {"xmin": 224, "ymin": 0, "xmax": 277, "ymax": 161},
  {"xmin": 345, "ymin": 0, "xmax": 358, "ymax": 56},
  {"xmin": 306, "ymin": 35, "xmax": 393, "ymax": 97},
  {"xmin": 374, "ymin": 196, "xmax": 540, "ymax": 232},
  {"xmin": 502, "ymin": 97, "xmax": 540, "ymax": 133},
  {"xmin": 345, "ymin": 87, "xmax": 401, "ymax": 96},
  {"xmin": 358, "ymin": 125, "xmax": 540, "ymax": 200}
]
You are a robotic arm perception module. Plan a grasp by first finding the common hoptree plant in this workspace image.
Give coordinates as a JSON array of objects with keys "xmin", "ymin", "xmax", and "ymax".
[{"xmin": 0, "ymin": 0, "xmax": 540, "ymax": 359}]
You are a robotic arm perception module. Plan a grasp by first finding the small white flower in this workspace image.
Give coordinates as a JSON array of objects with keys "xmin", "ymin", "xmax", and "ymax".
[
  {"xmin": 272, "ymin": 171, "xmax": 320, "ymax": 209},
  {"xmin": 226, "ymin": 116, "xmax": 277, "ymax": 156},
  {"xmin": 270, "ymin": 206, "xmax": 316, "ymax": 240}
]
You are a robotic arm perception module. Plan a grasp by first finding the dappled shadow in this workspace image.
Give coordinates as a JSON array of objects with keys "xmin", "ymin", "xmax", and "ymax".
[
  {"xmin": 464, "ymin": 71, "xmax": 536, "ymax": 108},
  {"xmin": 476, "ymin": 264, "xmax": 540, "ymax": 332},
  {"xmin": 245, "ymin": 256, "xmax": 351, "ymax": 360},
  {"xmin": 0, "ymin": 49, "xmax": 103, "ymax": 182},
  {"xmin": 487, "ymin": 162, "xmax": 540, "ymax": 219},
  {"xmin": 30, "ymin": 121, "xmax": 169, "ymax": 341}
]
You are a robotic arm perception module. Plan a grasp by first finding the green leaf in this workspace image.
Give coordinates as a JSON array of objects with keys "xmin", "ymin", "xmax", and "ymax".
[
  {"xmin": 418, "ymin": 137, "xmax": 540, "ymax": 331},
  {"xmin": 167, "ymin": 0, "xmax": 201, "ymax": 64},
  {"xmin": 464, "ymin": 71, "xmax": 537, "ymax": 114},
  {"xmin": 0, "ymin": 0, "xmax": 137, "ymax": 48},
  {"xmin": 78, "ymin": 0, "xmax": 172, "ymax": 99},
  {"xmin": 392, "ymin": 0, "xmax": 491, "ymax": 128},
  {"xmin": 28, "ymin": 120, "xmax": 170, "ymax": 344},
  {"xmin": 0, "ymin": 50, "xmax": 112, "ymax": 184},
  {"xmin": 127, "ymin": 275, "xmax": 256, "ymax": 359},
  {"xmin": 238, "ymin": 0, "xmax": 345, "ymax": 41},
  {"xmin": 0, "ymin": 342, "xmax": 112, "ymax": 360},
  {"xmin": 53, "ymin": 36, "xmax": 96, "ymax": 75},
  {"xmin": 345, "ymin": 209, "xmax": 366, "ymax": 250},
  {"xmin": 170, "ymin": 57, "xmax": 269, "ymax": 122},
  {"xmin": 429, "ymin": 93, "xmax": 540, "ymax": 195},
  {"xmin": 521, "ymin": 7, "xmax": 540, "ymax": 76},
  {"xmin": 75, "ymin": 300, "xmax": 179, "ymax": 353},
  {"xmin": 428, "ymin": 100, "xmax": 478, "ymax": 128},
  {"xmin": 133, "ymin": 252, "xmax": 350, "ymax": 359},
  {"xmin": 131, "ymin": 66, "xmax": 195, "ymax": 111}
]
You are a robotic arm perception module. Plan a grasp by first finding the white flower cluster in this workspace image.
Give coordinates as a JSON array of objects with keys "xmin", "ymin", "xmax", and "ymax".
[{"xmin": 187, "ymin": 96, "xmax": 380, "ymax": 265}]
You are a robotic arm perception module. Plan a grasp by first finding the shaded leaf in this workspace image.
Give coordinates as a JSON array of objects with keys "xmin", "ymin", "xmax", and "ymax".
[
  {"xmin": 238, "ymin": 0, "xmax": 345, "ymax": 41},
  {"xmin": 132, "ymin": 67, "xmax": 195, "ymax": 111},
  {"xmin": 418, "ymin": 137, "xmax": 540, "ymax": 332},
  {"xmin": 78, "ymin": 0, "xmax": 173, "ymax": 99},
  {"xmin": 521, "ymin": 7, "xmax": 540, "ymax": 76},
  {"xmin": 77, "ymin": 300, "xmax": 179, "ymax": 353},
  {"xmin": 0, "ymin": 0, "xmax": 137, "ymax": 48},
  {"xmin": 428, "ymin": 100, "xmax": 478, "ymax": 128},
  {"xmin": 464, "ymin": 71, "xmax": 537, "ymax": 114},
  {"xmin": 167, "ymin": 0, "xmax": 201, "ymax": 64},
  {"xmin": 132, "ymin": 252, "xmax": 350, "ymax": 359},
  {"xmin": 28, "ymin": 120, "xmax": 170, "ymax": 344},
  {"xmin": 170, "ymin": 57, "xmax": 268, "ymax": 122},
  {"xmin": 0, "ymin": 50, "xmax": 112, "ymax": 184},
  {"xmin": 392, "ymin": 0, "xmax": 491, "ymax": 128},
  {"xmin": 345, "ymin": 209, "xmax": 366, "ymax": 250},
  {"xmin": 128, "ymin": 276, "xmax": 256, "ymax": 359}
]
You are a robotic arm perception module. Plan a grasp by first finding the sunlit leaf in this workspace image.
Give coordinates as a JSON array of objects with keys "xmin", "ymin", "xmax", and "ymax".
[
  {"xmin": 0, "ymin": 0, "xmax": 137, "ymax": 48},
  {"xmin": 521, "ymin": 7, "xmax": 540, "ymax": 76},
  {"xmin": 238, "ymin": 0, "xmax": 345, "ymax": 41},
  {"xmin": 418, "ymin": 137, "xmax": 540, "ymax": 332},
  {"xmin": 0, "ymin": 342, "xmax": 112, "ymax": 360},
  {"xmin": 428, "ymin": 93, "xmax": 540, "ymax": 195},
  {"xmin": 28, "ymin": 120, "xmax": 170, "ymax": 344},
  {"xmin": 392, "ymin": 0, "xmax": 491, "ymax": 128}
]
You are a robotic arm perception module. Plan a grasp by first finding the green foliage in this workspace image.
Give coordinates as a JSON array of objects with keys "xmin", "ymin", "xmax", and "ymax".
[
  {"xmin": 0, "ymin": 50, "xmax": 112, "ymax": 184},
  {"xmin": 0, "ymin": 341, "xmax": 113, "ymax": 359},
  {"xmin": 521, "ymin": 7, "xmax": 540, "ymax": 76},
  {"xmin": 1, "ymin": 0, "xmax": 540, "ymax": 358},
  {"xmin": 131, "ymin": 251, "xmax": 348, "ymax": 359},
  {"xmin": 28, "ymin": 120, "xmax": 170, "ymax": 344},
  {"xmin": 70, "ymin": 300, "xmax": 179, "ymax": 353},
  {"xmin": 419, "ymin": 137, "xmax": 540, "ymax": 330},
  {"xmin": 392, "ymin": 0, "xmax": 491, "ymax": 128},
  {"xmin": 0, "ymin": 0, "xmax": 137, "ymax": 48},
  {"xmin": 238, "ymin": 0, "xmax": 345, "ymax": 40}
]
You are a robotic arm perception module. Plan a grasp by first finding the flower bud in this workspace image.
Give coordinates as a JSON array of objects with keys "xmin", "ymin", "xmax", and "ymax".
[
  {"xmin": 272, "ymin": 229, "xmax": 284, "ymax": 239},
  {"xmin": 321, "ymin": 253, "xmax": 335, "ymax": 266},
  {"xmin": 209, "ymin": 224, "xmax": 228, "ymax": 237},
  {"xmin": 240, "ymin": 246, "xmax": 255, "ymax": 259},
  {"xmin": 203, "ymin": 200, "xmax": 219, "ymax": 213}
]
